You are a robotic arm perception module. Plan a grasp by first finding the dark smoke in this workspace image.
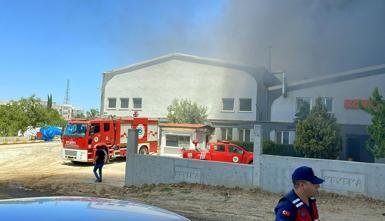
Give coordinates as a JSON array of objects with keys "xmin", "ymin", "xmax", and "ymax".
[{"xmin": 214, "ymin": 0, "xmax": 385, "ymax": 81}]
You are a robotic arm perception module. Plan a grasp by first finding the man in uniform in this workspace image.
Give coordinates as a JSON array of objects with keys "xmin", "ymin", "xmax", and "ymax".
[{"xmin": 274, "ymin": 166, "xmax": 324, "ymax": 221}]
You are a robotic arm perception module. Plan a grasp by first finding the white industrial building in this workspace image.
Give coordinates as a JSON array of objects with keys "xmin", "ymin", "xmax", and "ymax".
[
  {"xmin": 100, "ymin": 53, "xmax": 385, "ymax": 163},
  {"xmin": 267, "ymin": 64, "xmax": 385, "ymax": 162},
  {"xmin": 101, "ymin": 53, "xmax": 279, "ymax": 142}
]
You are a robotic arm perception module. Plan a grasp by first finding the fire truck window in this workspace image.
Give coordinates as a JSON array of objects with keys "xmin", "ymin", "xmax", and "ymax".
[
  {"xmin": 213, "ymin": 145, "xmax": 225, "ymax": 152},
  {"xmin": 104, "ymin": 123, "xmax": 110, "ymax": 132},
  {"xmin": 77, "ymin": 124, "xmax": 86, "ymax": 136},
  {"xmin": 229, "ymin": 146, "xmax": 243, "ymax": 154},
  {"xmin": 90, "ymin": 124, "xmax": 100, "ymax": 136}
]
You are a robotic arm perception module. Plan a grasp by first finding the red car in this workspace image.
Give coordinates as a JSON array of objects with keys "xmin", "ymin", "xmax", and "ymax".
[{"xmin": 182, "ymin": 141, "xmax": 253, "ymax": 164}]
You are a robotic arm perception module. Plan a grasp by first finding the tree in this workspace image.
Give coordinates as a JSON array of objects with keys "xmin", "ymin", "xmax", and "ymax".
[
  {"xmin": 75, "ymin": 111, "xmax": 86, "ymax": 118},
  {"xmin": 0, "ymin": 95, "xmax": 66, "ymax": 136},
  {"xmin": 166, "ymin": 98, "xmax": 208, "ymax": 124},
  {"xmin": 86, "ymin": 108, "xmax": 100, "ymax": 119},
  {"xmin": 47, "ymin": 94, "xmax": 53, "ymax": 109},
  {"xmin": 361, "ymin": 87, "xmax": 385, "ymax": 158},
  {"xmin": 294, "ymin": 97, "xmax": 341, "ymax": 159},
  {"xmin": 294, "ymin": 99, "xmax": 310, "ymax": 123}
]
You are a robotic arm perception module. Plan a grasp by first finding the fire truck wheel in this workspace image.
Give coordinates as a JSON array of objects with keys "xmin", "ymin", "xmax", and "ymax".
[{"xmin": 138, "ymin": 146, "xmax": 149, "ymax": 155}]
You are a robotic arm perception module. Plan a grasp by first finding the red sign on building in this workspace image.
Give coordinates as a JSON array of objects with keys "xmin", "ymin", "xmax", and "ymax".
[{"xmin": 344, "ymin": 99, "xmax": 369, "ymax": 109}]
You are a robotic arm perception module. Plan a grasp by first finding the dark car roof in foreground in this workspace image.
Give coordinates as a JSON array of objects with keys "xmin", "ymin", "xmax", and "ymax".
[{"xmin": 0, "ymin": 196, "xmax": 190, "ymax": 221}]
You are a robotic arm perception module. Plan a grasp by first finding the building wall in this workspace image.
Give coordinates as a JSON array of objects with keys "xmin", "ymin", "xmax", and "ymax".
[
  {"xmin": 270, "ymin": 73, "xmax": 385, "ymax": 125},
  {"xmin": 102, "ymin": 59, "xmax": 258, "ymax": 122},
  {"xmin": 52, "ymin": 104, "xmax": 82, "ymax": 120}
]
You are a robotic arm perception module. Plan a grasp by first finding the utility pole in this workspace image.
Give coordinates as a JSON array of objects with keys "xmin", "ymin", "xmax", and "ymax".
[{"xmin": 64, "ymin": 79, "xmax": 70, "ymax": 104}]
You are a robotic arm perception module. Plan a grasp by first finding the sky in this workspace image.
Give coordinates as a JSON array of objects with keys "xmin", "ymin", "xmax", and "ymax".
[
  {"xmin": 0, "ymin": 0, "xmax": 227, "ymax": 111},
  {"xmin": 1, "ymin": 0, "xmax": 384, "ymax": 111}
]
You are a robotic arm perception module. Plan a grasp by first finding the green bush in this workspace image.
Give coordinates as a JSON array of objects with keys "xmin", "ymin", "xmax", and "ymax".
[
  {"xmin": 295, "ymin": 97, "xmax": 341, "ymax": 159},
  {"xmin": 362, "ymin": 87, "xmax": 385, "ymax": 158},
  {"xmin": 262, "ymin": 140, "xmax": 303, "ymax": 157},
  {"xmin": 226, "ymin": 140, "xmax": 305, "ymax": 157}
]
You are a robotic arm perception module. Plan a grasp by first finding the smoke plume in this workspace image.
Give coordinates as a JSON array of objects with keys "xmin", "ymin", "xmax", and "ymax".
[{"xmin": 214, "ymin": 0, "xmax": 385, "ymax": 81}]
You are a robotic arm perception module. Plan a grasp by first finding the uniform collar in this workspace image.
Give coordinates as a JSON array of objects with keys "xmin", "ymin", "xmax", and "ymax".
[{"xmin": 287, "ymin": 190, "xmax": 308, "ymax": 209}]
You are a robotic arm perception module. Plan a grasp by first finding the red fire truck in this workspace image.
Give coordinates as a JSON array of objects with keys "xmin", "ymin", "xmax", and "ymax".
[{"xmin": 61, "ymin": 117, "xmax": 159, "ymax": 163}]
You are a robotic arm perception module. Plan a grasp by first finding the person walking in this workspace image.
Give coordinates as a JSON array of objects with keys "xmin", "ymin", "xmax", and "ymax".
[
  {"xmin": 274, "ymin": 166, "xmax": 324, "ymax": 221},
  {"xmin": 93, "ymin": 146, "xmax": 106, "ymax": 183}
]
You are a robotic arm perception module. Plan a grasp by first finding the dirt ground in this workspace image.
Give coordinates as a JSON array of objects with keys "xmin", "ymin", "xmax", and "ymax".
[{"xmin": 0, "ymin": 142, "xmax": 384, "ymax": 221}]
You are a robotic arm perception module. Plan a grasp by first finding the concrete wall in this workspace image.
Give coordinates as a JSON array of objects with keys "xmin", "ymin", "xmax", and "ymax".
[
  {"xmin": 259, "ymin": 155, "xmax": 385, "ymax": 200},
  {"xmin": 0, "ymin": 137, "xmax": 34, "ymax": 144},
  {"xmin": 102, "ymin": 59, "xmax": 258, "ymax": 122},
  {"xmin": 125, "ymin": 155, "xmax": 254, "ymax": 188},
  {"xmin": 125, "ymin": 127, "xmax": 385, "ymax": 201},
  {"xmin": 270, "ymin": 72, "xmax": 385, "ymax": 124}
]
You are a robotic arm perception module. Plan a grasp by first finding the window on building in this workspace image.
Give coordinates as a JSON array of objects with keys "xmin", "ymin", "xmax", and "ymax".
[
  {"xmin": 166, "ymin": 135, "xmax": 177, "ymax": 147},
  {"xmin": 222, "ymin": 98, "xmax": 234, "ymax": 111},
  {"xmin": 276, "ymin": 131, "xmax": 290, "ymax": 144},
  {"xmin": 296, "ymin": 97, "xmax": 311, "ymax": 113},
  {"xmin": 108, "ymin": 98, "xmax": 116, "ymax": 109},
  {"xmin": 133, "ymin": 98, "xmax": 142, "ymax": 109},
  {"xmin": 221, "ymin": 128, "xmax": 233, "ymax": 140},
  {"xmin": 120, "ymin": 98, "xmax": 129, "ymax": 109},
  {"xmin": 178, "ymin": 136, "xmax": 190, "ymax": 149},
  {"xmin": 239, "ymin": 129, "xmax": 251, "ymax": 142},
  {"xmin": 321, "ymin": 97, "xmax": 333, "ymax": 112},
  {"xmin": 239, "ymin": 98, "xmax": 252, "ymax": 111},
  {"xmin": 103, "ymin": 123, "xmax": 110, "ymax": 132},
  {"xmin": 165, "ymin": 135, "xmax": 190, "ymax": 148}
]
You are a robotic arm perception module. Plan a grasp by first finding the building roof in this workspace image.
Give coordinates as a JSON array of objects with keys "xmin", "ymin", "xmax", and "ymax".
[
  {"xmin": 159, "ymin": 123, "xmax": 211, "ymax": 129},
  {"xmin": 103, "ymin": 53, "xmax": 280, "ymax": 87},
  {"xmin": 268, "ymin": 64, "xmax": 385, "ymax": 92}
]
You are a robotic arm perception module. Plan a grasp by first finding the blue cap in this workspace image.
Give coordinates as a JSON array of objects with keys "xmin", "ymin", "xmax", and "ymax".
[{"xmin": 292, "ymin": 166, "xmax": 324, "ymax": 184}]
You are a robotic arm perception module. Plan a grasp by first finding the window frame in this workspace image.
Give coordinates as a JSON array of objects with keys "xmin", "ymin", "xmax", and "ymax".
[
  {"xmin": 321, "ymin": 97, "xmax": 333, "ymax": 113},
  {"xmin": 276, "ymin": 130, "xmax": 290, "ymax": 145},
  {"xmin": 103, "ymin": 123, "xmax": 110, "ymax": 132},
  {"xmin": 239, "ymin": 98, "xmax": 252, "ymax": 112},
  {"xmin": 165, "ymin": 135, "xmax": 178, "ymax": 147},
  {"xmin": 165, "ymin": 134, "xmax": 191, "ymax": 149},
  {"xmin": 295, "ymin": 97, "xmax": 312, "ymax": 113},
  {"xmin": 120, "ymin": 98, "xmax": 129, "ymax": 109},
  {"xmin": 132, "ymin": 97, "xmax": 142, "ymax": 110},
  {"xmin": 107, "ymin": 98, "xmax": 117, "ymax": 109},
  {"xmin": 238, "ymin": 129, "xmax": 251, "ymax": 142},
  {"xmin": 221, "ymin": 128, "xmax": 233, "ymax": 140},
  {"xmin": 222, "ymin": 98, "xmax": 235, "ymax": 112}
]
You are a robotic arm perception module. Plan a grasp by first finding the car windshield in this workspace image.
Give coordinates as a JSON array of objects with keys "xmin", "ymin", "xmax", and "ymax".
[{"xmin": 63, "ymin": 123, "xmax": 87, "ymax": 137}]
